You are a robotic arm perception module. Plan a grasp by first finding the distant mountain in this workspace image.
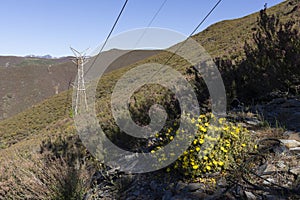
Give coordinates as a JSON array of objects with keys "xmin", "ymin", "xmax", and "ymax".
[
  {"xmin": 25, "ymin": 54, "xmax": 54, "ymax": 59},
  {"xmin": 0, "ymin": 49, "xmax": 161, "ymax": 120},
  {"xmin": 0, "ymin": 55, "xmax": 72, "ymax": 68}
]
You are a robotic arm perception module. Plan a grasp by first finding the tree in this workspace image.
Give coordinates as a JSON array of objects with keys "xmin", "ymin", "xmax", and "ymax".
[
  {"xmin": 243, "ymin": 8, "xmax": 300, "ymax": 95},
  {"xmin": 215, "ymin": 8, "xmax": 300, "ymax": 104}
]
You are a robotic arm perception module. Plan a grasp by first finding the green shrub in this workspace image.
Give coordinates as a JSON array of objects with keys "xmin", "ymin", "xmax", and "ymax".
[{"xmin": 151, "ymin": 113, "xmax": 256, "ymax": 178}]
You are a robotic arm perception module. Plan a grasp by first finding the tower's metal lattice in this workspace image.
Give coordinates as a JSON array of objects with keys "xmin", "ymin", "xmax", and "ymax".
[{"xmin": 71, "ymin": 47, "xmax": 89, "ymax": 115}]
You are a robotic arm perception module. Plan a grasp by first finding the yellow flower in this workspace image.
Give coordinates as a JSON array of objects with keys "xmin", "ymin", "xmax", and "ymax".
[
  {"xmin": 230, "ymin": 132, "xmax": 238, "ymax": 138},
  {"xmin": 218, "ymin": 161, "xmax": 224, "ymax": 166},
  {"xmin": 223, "ymin": 126, "xmax": 229, "ymax": 131},
  {"xmin": 195, "ymin": 147, "xmax": 201, "ymax": 152},
  {"xmin": 191, "ymin": 118, "xmax": 196, "ymax": 124},
  {"xmin": 199, "ymin": 139, "xmax": 205, "ymax": 144},
  {"xmin": 193, "ymin": 139, "xmax": 198, "ymax": 145},
  {"xmin": 170, "ymin": 136, "xmax": 174, "ymax": 140},
  {"xmin": 203, "ymin": 156, "xmax": 208, "ymax": 160},
  {"xmin": 199, "ymin": 114, "xmax": 206, "ymax": 118},
  {"xmin": 218, "ymin": 118, "xmax": 225, "ymax": 124},
  {"xmin": 254, "ymin": 145, "xmax": 258, "ymax": 149},
  {"xmin": 210, "ymin": 178, "xmax": 216, "ymax": 184},
  {"xmin": 225, "ymin": 142, "xmax": 231, "ymax": 147},
  {"xmin": 204, "ymin": 122, "xmax": 209, "ymax": 127},
  {"xmin": 192, "ymin": 165, "xmax": 199, "ymax": 170},
  {"xmin": 241, "ymin": 143, "xmax": 246, "ymax": 147},
  {"xmin": 199, "ymin": 126, "xmax": 207, "ymax": 132},
  {"xmin": 220, "ymin": 146, "xmax": 228, "ymax": 153},
  {"xmin": 206, "ymin": 165, "xmax": 211, "ymax": 171},
  {"xmin": 213, "ymin": 160, "xmax": 218, "ymax": 166}
]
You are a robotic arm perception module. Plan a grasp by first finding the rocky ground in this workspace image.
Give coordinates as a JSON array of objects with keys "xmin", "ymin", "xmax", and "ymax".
[{"xmin": 82, "ymin": 97, "xmax": 300, "ymax": 200}]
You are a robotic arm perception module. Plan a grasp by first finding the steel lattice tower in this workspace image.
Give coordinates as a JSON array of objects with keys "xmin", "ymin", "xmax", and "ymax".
[{"xmin": 71, "ymin": 47, "xmax": 89, "ymax": 115}]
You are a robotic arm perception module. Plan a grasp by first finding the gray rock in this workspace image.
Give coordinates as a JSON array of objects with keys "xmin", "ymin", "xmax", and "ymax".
[
  {"xmin": 287, "ymin": 132, "xmax": 300, "ymax": 141},
  {"xmin": 273, "ymin": 145, "xmax": 289, "ymax": 155},
  {"xmin": 282, "ymin": 99, "xmax": 300, "ymax": 107},
  {"xmin": 290, "ymin": 147, "xmax": 300, "ymax": 153},
  {"xmin": 162, "ymin": 190, "xmax": 173, "ymax": 200},
  {"xmin": 271, "ymin": 98, "xmax": 286, "ymax": 105},
  {"xmin": 126, "ymin": 196, "xmax": 136, "ymax": 200},
  {"xmin": 254, "ymin": 98, "xmax": 300, "ymax": 131},
  {"xmin": 150, "ymin": 180, "xmax": 157, "ymax": 191},
  {"xmin": 263, "ymin": 178, "xmax": 275, "ymax": 185},
  {"xmin": 276, "ymin": 160, "xmax": 286, "ymax": 169},
  {"xmin": 184, "ymin": 183, "xmax": 205, "ymax": 192},
  {"xmin": 264, "ymin": 194, "xmax": 286, "ymax": 200},
  {"xmin": 217, "ymin": 177, "xmax": 227, "ymax": 187},
  {"xmin": 189, "ymin": 191, "xmax": 208, "ymax": 199},
  {"xmin": 290, "ymin": 167, "xmax": 300, "ymax": 175},
  {"xmin": 263, "ymin": 164, "xmax": 277, "ymax": 175},
  {"xmin": 245, "ymin": 118, "xmax": 261, "ymax": 126},
  {"xmin": 132, "ymin": 190, "xmax": 140, "ymax": 196},
  {"xmin": 279, "ymin": 139, "xmax": 300, "ymax": 148},
  {"xmin": 175, "ymin": 181, "xmax": 186, "ymax": 194},
  {"xmin": 171, "ymin": 195, "xmax": 193, "ymax": 200},
  {"xmin": 244, "ymin": 191, "xmax": 256, "ymax": 200}
]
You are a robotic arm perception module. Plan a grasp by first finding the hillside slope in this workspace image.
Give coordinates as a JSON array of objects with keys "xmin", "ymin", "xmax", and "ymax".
[
  {"xmin": 194, "ymin": 0, "xmax": 300, "ymax": 58},
  {"xmin": 1, "ymin": 1, "xmax": 298, "ymax": 121},
  {"xmin": 1, "ymin": 0, "xmax": 299, "ymax": 149},
  {"xmin": 0, "ymin": 50, "xmax": 161, "ymax": 120}
]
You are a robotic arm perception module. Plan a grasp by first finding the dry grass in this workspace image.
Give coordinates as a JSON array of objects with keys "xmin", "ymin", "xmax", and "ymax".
[{"xmin": 0, "ymin": 133, "xmax": 93, "ymax": 200}]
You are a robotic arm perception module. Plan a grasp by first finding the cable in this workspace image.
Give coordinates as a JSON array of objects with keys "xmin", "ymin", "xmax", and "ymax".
[
  {"xmin": 189, "ymin": 0, "xmax": 222, "ymax": 39},
  {"xmin": 106, "ymin": 0, "xmax": 168, "ymax": 74},
  {"xmin": 144, "ymin": 0, "xmax": 223, "ymax": 83},
  {"xmin": 134, "ymin": 0, "xmax": 168, "ymax": 47},
  {"xmin": 84, "ymin": 0, "xmax": 129, "ymax": 76},
  {"xmin": 163, "ymin": 0, "xmax": 222, "ymax": 67}
]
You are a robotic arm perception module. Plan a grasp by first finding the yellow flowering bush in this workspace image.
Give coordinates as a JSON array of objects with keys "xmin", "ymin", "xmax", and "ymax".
[{"xmin": 152, "ymin": 113, "xmax": 255, "ymax": 177}]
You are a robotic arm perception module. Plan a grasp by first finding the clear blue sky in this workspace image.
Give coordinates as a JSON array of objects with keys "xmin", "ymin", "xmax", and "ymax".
[{"xmin": 0, "ymin": 0, "xmax": 284, "ymax": 57}]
